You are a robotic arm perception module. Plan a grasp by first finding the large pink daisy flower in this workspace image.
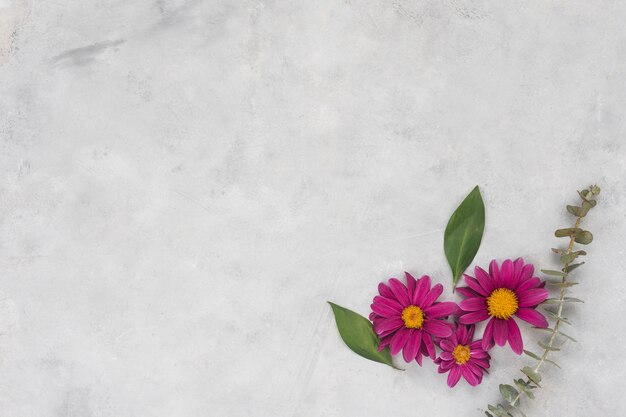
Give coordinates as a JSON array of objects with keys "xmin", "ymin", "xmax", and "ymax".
[
  {"xmin": 369, "ymin": 273, "xmax": 458, "ymax": 365},
  {"xmin": 434, "ymin": 324, "xmax": 491, "ymax": 387},
  {"xmin": 457, "ymin": 258, "xmax": 549, "ymax": 354}
]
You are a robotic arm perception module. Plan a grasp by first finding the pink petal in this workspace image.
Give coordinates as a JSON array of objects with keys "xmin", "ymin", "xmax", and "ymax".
[
  {"xmin": 516, "ymin": 277, "xmax": 541, "ymax": 293},
  {"xmin": 466, "ymin": 325, "xmax": 475, "ymax": 343},
  {"xmin": 465, "ymin": 360, "xmax": 484, "ymax": 377},
  {"xmin": 412, "ymin": 275, "xmax": 431, "ymax": 305},
  {"xmin": 464, "ymin": 275, "xmax": 489, "ymax": 297},
  {"xmin": 423, "ymin": 334, "xmax": 436, "ymax": 359},
  {"xmin": 440, "ymin": 339, "xmax": 456, "ymax": 352},
  {"xmin": 459, "ymin": 297, "xmax": 486, "ymax": 312},
  {"xmin": 424, "ymin": 302, "xmax": 459, "ymax": 318},
  {"xmin": 405, "ymin": 272, "xmax": 417, "ymax": 299},
  {"xmin": 518, "ymin": 288, "xmax": 549, "ymax": 307},
  {"xmin": 389, "ymin": 278, "xmax": 410, "ymax": 307},
  {"xmin": 456, "ymin": 286, "xmax": 478, "ymax": 298},
  {"xmin": 456, "ymin": 325, "xmax": 468, "ymax": 344},
  {"xmin": 402, "ymin": 329, "xmax": 420, "ymax": 362},
  {"xmin": 420, "ymin": 283, "xmax": 444, "ymax": 308},
  {"xmin": 440, "ymin": 359, "xmax": 455, "ymax": 371},
  {"xmin": 423, "ymin": 319, "xmax": 453, "ymax": 337},
  {"xmin": 447, "ymin": 366, "xmax": 462, "ymax": 388},
  {"xmin": 461, "ymin": 364, "xmax": 480, "ymax": 386},
  {"xmin": 472, "ymin": 357, "xmax": 490, "ymax": 370},
  {"xmin": 415, "ymin": 351, "xmax": 423, "ymax": 366},
  {"xmin": 489, "ymin": 260, "xmax": 501, "ymax": 287},
  {"xmin": 470, "ymin": 349, "xmax": 489, "ymax": 359},
  {"xmin": 516, "ymin": 263, "xmax": 534, "ymax": 288},
  {"xmin": 474, "ymin": 266, "xmax": 495, "ymax": 293},
  {"xmin": 372, "ymin": 296, "xmax": 403, "ymax": 313},
  {"xmin": 459, "ymin": 310, "xmax": 489, "ymax": 324},
  {"xmin": 374, "ymin": 317, "xmax": 404, "ymax": 335},
  {"xmin": 515, "ymin": 308, "xmax": 549, "ymax": 328},
  {"xmin": 507, "ymin": 319, "xmax": 523, "ymax": 355},
  {"xmin": 509, "ymin": 258, "xmax": 524, "ymax": 290},
  {"xmin": 371, "ymin": 302, "xmax": 400, "ymax": 318},
  {"xmin": 440, "ymin": 351, "xmax": 454, "ymax": 361},
  {"xmin": 500, "ymin": 259, "xmax": 514, "ymax": 289},
  {"xmin": 481, "ymin": 318, "xmax": 496, "ymax": 351},
  {"xmin": 389, "ymin": 327, "xmax": 411, "ymax": 355},
  {"xmin": 493, "ymin": 319, "xmax": 508, "ymax": 346},
  {"xmin": 378, "ymin": 282, "xmax": 394, "ymax": 298}
]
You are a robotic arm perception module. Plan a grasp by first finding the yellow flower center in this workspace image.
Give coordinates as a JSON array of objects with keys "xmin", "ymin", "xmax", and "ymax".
[
  {"xmin": 401, "ymin": 305, "xmax": 424, "ymax": 329},
  {"xmin": 486, "ymin": 288, "xmax": 518, "ymax": 319},
  {"xmin": 453, "ymin": 344, "xmax": 471, "ymax": 364}
]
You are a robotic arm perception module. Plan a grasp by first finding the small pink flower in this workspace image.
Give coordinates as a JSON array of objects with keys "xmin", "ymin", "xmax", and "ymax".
[
  {"xmin": 369, "ymin": 273, "xmax": 459, "ymax": 365},
  {"xmin": 434, "ymin": 324, "xmax": 491, "ymax": 387},
  {"xmin": 457, "ymin": 258, "xmax": 550, "ymax": 355}
]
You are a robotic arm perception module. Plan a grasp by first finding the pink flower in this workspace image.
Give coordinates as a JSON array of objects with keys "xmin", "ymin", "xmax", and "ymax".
[
  {"xmin": 434, "ymin": 324, "xmax": 491, "ymax": 387},
  {"xmin": 369, "ymin": 273, "xmax": 459, "ymax": 365},
  {"xmin": 457, "ymin": 258, "xmax": 550, "ymax": 355}
]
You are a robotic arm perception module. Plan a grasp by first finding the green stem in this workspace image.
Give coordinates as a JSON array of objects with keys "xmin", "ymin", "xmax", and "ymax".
[{"xmin": 508, "ymin": 200, "xmax": 585, "ymax": 410}]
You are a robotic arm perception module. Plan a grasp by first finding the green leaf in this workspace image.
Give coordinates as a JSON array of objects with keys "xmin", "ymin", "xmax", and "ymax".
[
  {"xmin": 564, "ymin": 262, "xmax": 585, "ymax": 272},
  {"xmin": 499, "ymin": 384, "xmax": 519, "ymax": 405},
  {"xmin": 579, "ymin": 201, "xmax": 593, "ymax": 216},
  {"xmin": 514, "ymin": 379, "xmax": 536, "ymax": 399},
  {"xmin": 327, "ymin": 302, "xmax": 399, "ymax": 369},
  {"xmin": 444, "ymin": 186, "xmax": 485, "ymax": 289},
  {"xmin": 543, "ymin": 297, "xmax": 584, "ymax": 305},
  {"xmin": 485, "ymin": 412, "xmax": 494, "ymax": 417},
  {"xmin": 556, "ymin": 331, "xmax": 578, "ymax": 342},
  {"xmin": 575, "ymin": 230, "xmax": 593, "ymax": 245},
  {"xmin": 579, "ymin": 189, "xmax": 590, "ymax": 200},
  {"xmin": 523, "ymin": 350, "xmax": 542, "ymax": 360},
  {"xmin": 566, "ymin": 205, "xmax": 580, "ymax": 216},
  {"xmin": 543, "ymin": 309, "xmax": 572, "ymax": 324},
  {"xmin": 541, "ymin": 269, "xmax": 567, "ymax": 277},
  {"xmin": 554, "ymin": 228, "xmax": 582, "ymax": 237},
  {"xmin": 560, "ymin": 250, "xmax": 586, "ymax": 264},
  {"xmin": 547, "ymin": 281, "xmax": 579, "ymax": 288},
  {"xmin": 591, "ymin": 185, "xmax": 601, "ymax": 195},
  {"xmin": 538, "ymin": 340, "xmax": 560, "ymax": 351},
  {"xmin": 544, "ymin": 358, "xmax": 561, "ymax": 368},
  {"xmin": 521, "ymin": 367, "xmax": 542, "ymax": 386}
]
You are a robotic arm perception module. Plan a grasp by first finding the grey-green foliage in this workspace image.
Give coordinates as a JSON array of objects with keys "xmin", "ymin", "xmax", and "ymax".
[{"xmin": 485, "ymin": 185, "xmax": 600, "ymax": 416}]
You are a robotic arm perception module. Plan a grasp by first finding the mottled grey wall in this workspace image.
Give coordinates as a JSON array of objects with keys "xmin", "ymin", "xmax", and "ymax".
[{"xmin": 1, "ymin": 1, "xmax": 625, "ymax": 416}]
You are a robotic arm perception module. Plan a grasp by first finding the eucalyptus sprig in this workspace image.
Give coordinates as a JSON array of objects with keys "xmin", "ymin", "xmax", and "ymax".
[{"xmin": 485, "ymin": 185, "xmax": 601, "ymax": 417}]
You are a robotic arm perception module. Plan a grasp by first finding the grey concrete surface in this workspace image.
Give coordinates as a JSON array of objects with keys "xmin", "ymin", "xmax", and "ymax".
[{"xmin": 1, "ymin": 1, "xmax": 625, "ymax": 416}]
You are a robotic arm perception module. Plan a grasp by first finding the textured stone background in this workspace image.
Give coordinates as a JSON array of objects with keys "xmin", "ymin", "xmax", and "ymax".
[{"xmin": 1, "ymin": 1, "xmax": 625, "ymax": 416}]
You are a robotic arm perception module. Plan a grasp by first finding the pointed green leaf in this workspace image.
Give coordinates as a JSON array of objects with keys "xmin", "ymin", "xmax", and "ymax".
[
  {"xmin": 575, "ymin": 230, "xmax": 593, "ymax": 244},
  {"xmin": 556, "ymin": 331, "xmax": 578, "ymax": 342},
  {"xmin": 327, "ymin": 302, "xmax": 399, "ymax": 369},
  {"xmin": 543, "ymin": 309, "xmax": 572, "ymax": 324},
  {"xmin": 579, "ymin": 189, "xmax": 590, "ymax": 200},
  {"xmin": 538, "ymin": 340, "xmax": 560, "ymax": 351},
  {"xmin": 523, "ymin": 350, "xmax": 542, "ymax": 360},
  {"xmin": 551, "ymin": 247, "xmax": 565, "ymax": 254},
  {"xmin": 499, "ymin": 384, "xmax": 519, "ymax": 405},
  {"xmin": 547, "ymin": 281, "xmax": 579, "ymax": 288},
  {"xmin": 543, "ymin": 297, "xmax": 584, "ymax": 305},
  {"xmin": 541, "ymin": 269, "xmax": 567, "ymax": 277},
  {"xmin": 591, "ymin": 185, "xmax": 601, "ymax": 195},
  {"xmin": 521, "ymin": 367, "xmax": 541, "ymax": 386},
  {"xmin": 564, "ymin": 262, "xmax": 585, "ymax": 272},
  {"xmin": 544, "ymin": 358, "xmax": 561, "ymax": 368},
  {"xmin": 444, "ymin": 186, "xmax": 485, "ymax": 289}
]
